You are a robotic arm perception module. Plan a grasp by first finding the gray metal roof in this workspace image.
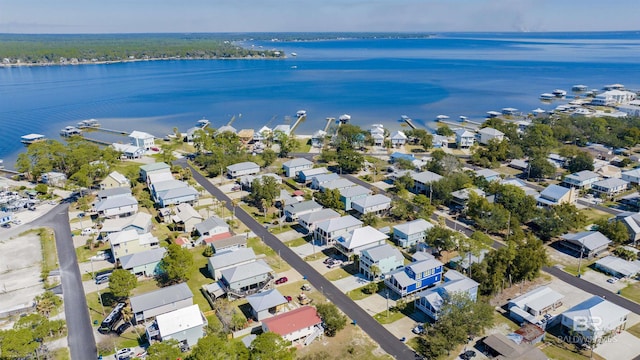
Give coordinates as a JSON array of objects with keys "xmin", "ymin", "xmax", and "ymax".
[
  {"xmin": 565, "ymin": 170, "xmax": 600, "ymax": 182},
  {"xmin": 195, "ymin": 216, "xmax": 228, "ymax": 235},
  {"xmin": 284, "ymin": 200, "xmax": 322, "ymax": 215},
  {"xmin": 298, "ymin": 208, "xmax": 340, "ymax": 224},
  {"xmin": 339, "ymin": 185, "xmax": 371, "ymax": 198},
  {"xmin": 592, "ymin": 178, "xmax": 629, "ymax": 189},
  {"xmin": 227, "ymin": 161, "xmax": 260, "ymax": 172},
  {"xmin": 140, "ymin": 162, "xmax": 171, "ymax": 173},
  {"xmin": 220, "ymin": 259, "xmax": 272, "ymax": 283},
  {"xmin": 315, "ymin": 215, "xmax": 362, "ymax": 233},
  {"xmin": 211, "ymin": 235, "xmax": 248, "ymax": 251},
  {"xmin": 562, "ymin": 231, "xmax": 612, "ymax": 251},
  {"xmin": 538, "ymin": 184, "xmax": 570, "ymax": 201},
  {"xmin": 130, "ymin": 282, "xmax": 193, "ymax": 313},
  {"xmin": 321, "ymin": 178, "xmax": 355, "ymax": 190},
  {"xmin": 351, "ymin": 194, "xmax": 391, "ymax": 208},
  {"xmin": 283, "ymin": 158, "xmax": 313, "ymax": 168},
  {"xmin": 408, "ymin": 258, "xmax": 443, "ymax": 274},
  {"xmin": 157, "ymin": 186, "xmax": 198, "ymax": 201},
  {"xmin": 300, "ymin": 167, "xmax": 329, "ymax": 177},
  {"xmin": 311, "ymin": 173, "xmax": 340, "ymax": 184},
  {"xmin": 209, "ymin": 248, "xmax": 256, "ymax": 270},
  {"xmin": 393, "ymin": 219, "xmax": 433, "ymax": 236},
  {"xmin": 361, "ymin": 244, "xmax": 403, "ymax": 263},
  {"xmin": 94, "ymin": 196, "xmax": 138, "ymax": 212},
  {"xmin": 478, "ymin": 127, "xmax": 504, "ymax": 136},
  {"xmin": 97, "ymin": 187, "xmax": 131, "ymax": 199},
  {"xmin": 120, "ymin": 247, "xmax": 166, "ymax": 270},
  {"xmin": 246, "ymin": 288, "xmax": 287, "ymax": 312},
  {"xmin": 411, "ymin": 171, "xmax": 443, "ymax": 184}
]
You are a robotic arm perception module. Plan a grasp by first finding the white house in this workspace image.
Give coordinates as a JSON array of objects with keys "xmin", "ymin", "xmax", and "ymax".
[
  {"xmin": 561, "ymin": 296, "xmax": 629, "ymax": 344},
  {"xmin": 172, "ymin": 203, "xmax": 204, "ymax": 233},
  {"xmin": 227, "ymin": 162, "xmax": 260, "ymax": 178},
  {"xmin": 298, "ymin": 208, "xmax": 341, "ymax": 233},
  {"xmin": 508, "ymin": 286, "xmax": 564, "ymax": 318},
  {"xmin": 622, "ymin": 169, "xmax": 640, "ymax": 185},
  {"xmin": 41, "ymin": 172, "xmax": 67, "ymax": 187},
  {"xmin": 207, "ymin": 247, "xmax": 257, "ymax": 280},
  {"xmin": 299, "ymin": 167, "xmax": 330, "ymax": 183},
  {"xmin": 310, "ymin": 173, "xmax": 340, "ymax": 190},
  {"xmin": 595, "ymin": 255, "xmax": 640, "ymax": 279},
  {"xmin": 282, "ymin": 158, "xmax": 313, "ymax": 178},
  {"xmin": 390, "ymin": 131, "xmax": 408, "ymax": 147},
  {"xmin": 536, "ymin": 184, "xmax": 576, "ymax": 207},
  {"xmin": 334, "ymin": 226, "xmax": 388, "ymax": 259},
  {"xmin": 351, "ymin": 194, "xmax": 392, "ymax": 216},
  {"xmin": 101, "ymin": 212, "xmax": 153, "ymax": 235},
  {"xmin": 129, "ymin": 130, "xmax": 155, "ymax": 150},
  {"xmin": 314, "ymin": 215, "xmax": 363, "ymax": 245},
  {"xmin": 477, "ymin": 127, "xmax": 505, "ymax": 145},
  {"xmin": 194, "ymin": 216, "xmax": 230, "ymax": 239},
  {"xmin": 261, "ymin": 306, "xmax": 323, "ymax": 346},
  {"xmin": 616, "ymin": 211, "xmax": 640, "ymax": 243},
  {"xmin": 151, "ymin": 304, "xmax": 206, "ymax": 348},
  {"xmin": 109, "ymin": 230, "xmax": 160, "ymax": 261},
  {"xmin": 131, "ymin": 282, "xmax": 194, "ymax": 323},
  {"xmin": 590, "ymin": 90, "xmax": 636, "ymax": 106},
  {"xmin": 455, "ymin": 129, "xmax": 475, "ymax": 148},
  {"xmin": 411, "ymin": 171, "xmax": 443, "ymax": 194},
  {"xmin": 415, "ymin": 270, "xmax": 479, "ymax": 320},
  {"xmin": 284, "ymin": 200, "xmax": 323, "ymax": 221},
  {"xmin": 591, "ymin": 178, "xmax": 629, "ymax": 197},
  {"xmin": 393, "ymin": 218, "xmax": 434, "ymax": 248},
  {"xmin": 112, "ymin": 143, "xmax": 145, "ymax": 159},
  {"xmin": 359, "ymin": 244, "xmax": 404, "ymax": 280},
  {"xmin": 93, "ymin": 195, "xmax": 138, "ymax": 219},
  {"xmin": 562, "ymin": 170, "xmax": 600, "ymax": 189},
  {"xmin": 246, "ymin": 289, "xmax": 288, "ymax": 321},
  {"xmin": 561, "ymin": 231, "xmax": 611, "ymax": 258}
]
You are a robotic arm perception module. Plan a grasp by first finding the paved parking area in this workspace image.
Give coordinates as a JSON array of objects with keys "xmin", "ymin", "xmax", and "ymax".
[
  {"xmin": 291, "ymin": 243, "xmax": 329, "ymax": 259},
  {"xmin": 545, "ymin": 277, "xmax": 592, "ymax": 312},
  {"xmin": 355, "ymin": 292, "xmax": 395, "ymax": 316},
  {"xmin": 333, "ymin": 274, "xmax": 370, "ymax": 293},
  {"xmin": 580, "ymin": 267, "xmax": 631, "ymax": 293},
  {"xmin": 275, "ymin": 229, "xmax": 305, "ymax": 242},
  {"xmin": 595, "ymin": 331, "xmax": 640, "ymax": 360}
]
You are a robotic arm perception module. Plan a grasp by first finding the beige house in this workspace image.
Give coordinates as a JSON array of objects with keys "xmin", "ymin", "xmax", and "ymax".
[
  {"xmin": 100, "ymin": 171, "xmax": 131, "ymax": 190},
  {"xmin": 172, "ymin": 203, "xmax": 204, "ymax": 233},
  {"xmin": 109, "ymin": 229, "xmax": 160, "ymax": 261}
]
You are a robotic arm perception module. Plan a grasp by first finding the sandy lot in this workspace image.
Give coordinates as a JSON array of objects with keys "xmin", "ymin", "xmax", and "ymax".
[{"xmin": 0, "ymin": 232, "xmax": 44, "ymax": 312}]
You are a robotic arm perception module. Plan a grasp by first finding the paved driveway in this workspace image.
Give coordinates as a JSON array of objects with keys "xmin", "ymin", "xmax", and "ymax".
[
  {"xmin": 333, "ymin": 274, "xmax": 370, "ymax": 293},
  {"xmin": 291, "ymin": 243, "xmax": 329, "ymax": 259},
  {"xmin": 595, "ymin": 331, "xmax": 640, "ymax": 360},
  {"xmin": 356, "ymin": 292, "xmax": 396, "ymax": 316}
]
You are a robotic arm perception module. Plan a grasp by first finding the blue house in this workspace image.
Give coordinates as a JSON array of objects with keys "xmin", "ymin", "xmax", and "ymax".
[
  {"xmin": 384, "ymin": 258, "xmax": 443, "ymax": 297},
  {"xmin": 390, "ymin": 152, "xmax": 415, "ymax": 164},
  {"xmin": 415, "ymin": 270, "xmax": 479, "ymax": 320},
  {"xmin": 339, "ymin": 185, "xmax": 371, "ymax": 211}
]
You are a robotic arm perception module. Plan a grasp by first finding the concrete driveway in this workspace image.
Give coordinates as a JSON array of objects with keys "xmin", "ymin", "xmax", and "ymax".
[
  {"xmin": 333, "ymin": 274, "xmax": 370, "ymax": 294},
  {"xmin": 595, "ymin": 331, "xmax": 640, "ymax": 360},
  {"xmin": 291, "ymin": 243, "xmax": 329, "ymax": 259},
  {"xmin": 355, "ymin": 292, "xmax": 395, "ymax": 316}
]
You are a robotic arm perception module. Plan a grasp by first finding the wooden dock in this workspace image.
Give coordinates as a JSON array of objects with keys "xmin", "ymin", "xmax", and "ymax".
[
  {"xmin": 439, "ymin": 120, "xmax": 479, "ymax": 131},
  {"xmin": 289, "ymin": 113, "xmax": 307, "ymax": 134},
  {"xmin": 93, "ymin": 127, "xmax": 128, "ymax": 135},
  {"xmin": 400, "ymin": 115, "xmax": 417, "ymax": 130},
  {"xmin": 80, "ymin": 136, "xmax": 112, "ymax": 146}
]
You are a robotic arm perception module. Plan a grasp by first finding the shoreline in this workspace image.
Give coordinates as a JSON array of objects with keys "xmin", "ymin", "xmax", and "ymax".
[{"xmin": 0, "ymin": 56, "xmax": 286, "ymax": 68}]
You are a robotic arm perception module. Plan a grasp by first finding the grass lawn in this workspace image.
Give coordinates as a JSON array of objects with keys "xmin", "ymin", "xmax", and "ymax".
[
  {"xmin": 628, "ymin": 322, "xmax": 640, "ymax": 339},
  {"xmin": 49, "ymin": 348, "xmax": 70, "ymax": 360},
  {"xmin": 130, "ymin": 278, "xmax": 162, "ymax": 296},
  {"xmin": 373, "ymin": 308, "xmax": 406, "ymax": 324},
  {"xmin": 582, "ymin": 208, "xmax": 611, "ymax": 224},
  {"xmin": 187, "ymin": 246, "xmax": 217, "ymax": 311},
  {"xmin": 38, "ymin": 228, "xmax": 58, "ymax": 278},
  {"xmin": 303, "ymin": 252, "xmax": 327, "ymax": 262},
  {"xmin": 541, "ymin": 341, "xmax": 605, "ymax": 360},
  {"xmin": 247, "ymin": 237, "xmax": 291, "ymax": 271},
  {"xmin": 284, "ymin": 237, "xmax": 308, "ymax": 247},
  {"xmin": 325, "ymin": 266, "xmax": 354, "ymax": 281},
  {"xmin": 240, "ymin": 204, "xmax": 270, "ymax": 224},
  {"xmin": 563, "ymin": 260, "xmax": 595, "ymax": 277},
  {"xmin": 348, "ymin": 282, "xmax": 386, "ymax": 301},
  {"xmin": 493, "ymin": 310, "xmax": 519, "ymax": 332},
  {"xmin": 295, "ymin": 138, "xmax": 311, "ymax": 153},
  {"xmin": 620, "ymin": 283, "xmax": 640, "ymax": 304},
  {"xmin": 75, "ymin": 241, "xmax": 111, "ymax": 263},
  {"xmin": 271, "ymin": 224, "xmax": 293, "ymax": 234}
]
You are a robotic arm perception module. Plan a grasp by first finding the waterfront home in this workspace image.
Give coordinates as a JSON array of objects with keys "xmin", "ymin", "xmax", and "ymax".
[
  {"xmin": 477, "ymin": 127, "xmax": 505, "ymax": 145},
  {"xmin": 314, "ymin": 215, "xmax": 363, "ymax": 246},
  {"xmin": 120, "ymin": 247, "xmax": 166, "ymax": 277},
  {"xmin": 148, "ymin": 304, "xmax": 206, "ymax": 348},
  {"xmin": 411, "ymin": 170, "xmax": 443, "ymax": 194},
  {"xmin": 450, "ymin": 188, "xmax": 485, "ymax": 207},
  {"xmin": 415, "ymin": 270, "xmax": 479, "ymax": 320},
  {"xmin": 41, "ymin": 172, "xmax": 67, "ymax": 187},
  {"xmin": 112, "ymin": 143, "xmax": 145, "ymax": 159},
  {"xmin": 508, "ymin": 286, "xmax": 564, "ymax": 319},
  {"xmin": 359, "ymin": 244, "xmax": 404, "ymax": 280},
  {"xmin": 246, "ymin": 288, "xmax": 288, "ymax": 321},
  {"xmin": 622, "ymin": 169, "xmax": 640, "ymax": 185},
  {"xmin": 561, "ymin": 296, "xmax": 629, "ymax": 344},
  {"xmin": 339, "ymin": 185, "xmax": 371, "ymax": 211},
  {"xmin": 562, "ymin": 170, "xmax": 600, "ymax": 189},
  {"xmin": 282, "ymin": 158, "xmax": 313, "ymax": 178},
  {"xmin": 100, "ymin": 212, "xmax": 152, "ymax": 235},
  {"xmin": 210, "ymin": 234, "xmax": 247, "ymax": 253},
  {"xmin": 618, "ymin": 103, "xmax": 640, "ymax": 117},
  {"xmin": 219, "ymin": 259, "xmax": 274, "ymax": 299},
  {"xmin": 370, "ymin": 125, "xmax": 386, "ymax": 146},
  {"xmin": 319, "ymin": 178, "xmax": 356, "ymax": 192},
  {"xmin": 261, "ymin": 306, "xmax": 323, "ymax": 346},
  {"xmin": 311, "ymin": 129, "xmax": 326, "ymax": 148},
  {"xmin": 385, "ymin": 258, "xmax": 444, "ymax": 297},
  {"xmin": 590, "ymin": 89, "xmax": 636, "ymax": 106},
  {"xmin": 536, "ymin": 184, "xmax": 576, "ymax": 207},
  {"xmin": 239, "ymin": 173, "xmax": 282, "ymax": 190},
  {"xmin": 595, "ymin": 255, "xmax": 640, "ymax": 278},
  {"xmin": 615, "ymin": 211, "xmax": 640, "ymax": 243},
  {"xmin": 129, "ymin": 130, "xmax": 155, "ymax": 150},
  {"xmin": 590, "ymin": 178, "xmax": 629, "ymax": 197},
  {"xmin": 100, "ymin": 171, "xmax": 130, "ymax": 190},
  {"xmin": 284, "ymin": 200, "xmax": 323, "ymax": 221},
  {"xmin": 207, "ymin": 247, "xmax": 256, "ymax": 280},
  {"xmin": 299, "ymin": 167, "xmax": 329, "ymax": 183},
  {"xmin": 109, "ymin": 229, "xmax": 160, "ymax": 261},
  {"xmin": 389, "ymin": 152, "xmax": 415, "ymax": 164},
  {"xmin": 194, "ymin": 216, "xmax": 230, "ymax": 239},
  {"xmin": 560, "ymin": 231, "xmax": 611, "ymax": 258},
  {"xmin": 390, "ymin": 131, "xmax": 408, "ymax": 147},
  {"xmin": 273, "ymin": 124, "xmax": 291, "ymax": 136},
  {"xmin": 310, "ymin": 173, "xmax": 340, "ymax": 190},
  {"xmin": 432, "ymin": 134, "xmax": 449, "ymax": 148},
  {"xmin": 130, "ymin": 282, "xmax": 194, "ymax": 323},
  {"xmin": 227, "ymin": 162, "xmax": 260, "ymax": 178},
  {"xmin": 455, "ymin": 129, "xmax": 475, "ymax": 148},
  {"xmin": 334, "ymin": 226, "xmax": 388, "ymax": 259},
  {"xmin": 93, "ymin": 193, "xmax": 138, "ymax": 219},
  {"xmin": 474, "ymin": 168, "xmax": 501, "ymax": 182},
  {"xmin": 298, "ymin": 208, "xmax": 340, "ymax": 233},
  {"xmin": 140, "ymin": 162, "xmax": 171, "ymax": 183},
  {"xmin": 254, "ymin": 126, "xmax": 272, "ymax": 142},
  {"xmin": 238, "ymin": 129, "xmax": 254, "ymax": 143},
  {"xmin": 393, "ymin": 218, "xmax": 434, "ymax": 248},
  {"xmin": 171, "ymin": 203, "xmax": 204, "ymax": 233},
  {"xmin": 351, "ymin": 194, "xmax": 391, "ymax": 216}
]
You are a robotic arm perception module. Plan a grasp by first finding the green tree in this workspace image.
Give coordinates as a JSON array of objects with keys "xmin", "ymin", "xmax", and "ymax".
[
  {"xmin": 613, "ymin": 247, "xmax": 637, "ymax": 261},
  {"xmin": 527, "ymin": 155, "xmax": 556, "ymax": 180},
  {"xmin": 424, "ymin": 226, "xmax": 460, "ymax": 258},
  {"xmin": 108, "ymin": 269, "xmax": 138, "ymax": 299},
  {"xmin": 336, "ymin": 147, "xmax": 364, "ymax": 174},
  {"xmin": 35, "ymin": 291, "xmax": 62, "ymax": 317},
  {"xmin": 34, "ymin": 183, "xmax": 48, "ymax": 195},
  {"xmin": 315, "ymin": 303, "xmax": 347, "ymax": 337},
  {"xmin": 567, "ymin": 150, "xmax": 595, "ymax": 173},
  {"xmin": 261, "ymin": 148, "xmax": 277, "ymax": 166},
  {"xmin": 189, "ymin": 334, "xmax": 249, "ymax": 360},
  {"xmin": 394, "ymin": 173, "xmax": 414, "ymax": 192},
  {"xmin": 147, "ymin": 339, "xmax": 182, "ymax": 360},
  {"xmin": 390, "ymin": 199, "xmax": 415, "ymax": 221},
  {"xmin": 0, "ymin": 328, "xmax": 39, "ymax": 358},
  {"xmin": 596, "ymin": 219, "xmax": 629, "ymax": 245},
  {"xmin": 160, "ymin": 244, "xmax": 194, "ymax": 284},
  {"xmin": 436, "ymin": 125, "xmax": 454, "ymax": 137},
  {"xmin": 250, "ymin": 176, "xmax": 279, "ymax": 209},
  {"xmin": 361, "ymin": 212, "xmax": 379, "ymax": 227},
  {"xmin": 250, "ymin": 331, "xmax": 295, "ymax": 360},
  {"xmin": 314, "ymin": 188, "xmax": 342, "ymax": 211},
  {"xmin": 275, "ymin": 131, "xmax": 297, "ymax": 158},
  {"xmin": 512, "ymin": 236, "xmax": 548, "ymax": 282},
  {"xmin": 534, "ymin": 203, "xmax": 586, "ymax": 241}
]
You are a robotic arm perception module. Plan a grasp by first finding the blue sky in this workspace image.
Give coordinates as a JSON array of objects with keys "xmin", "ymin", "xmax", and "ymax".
[{"xmin": 1, "ymin": 0, "xmax": 639, "ymax": 33}]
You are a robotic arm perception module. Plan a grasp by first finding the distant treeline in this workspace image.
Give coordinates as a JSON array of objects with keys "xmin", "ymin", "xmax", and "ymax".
[{"xmin": 0, "ymin": 33, "xmax": 284, "ymax": 64}]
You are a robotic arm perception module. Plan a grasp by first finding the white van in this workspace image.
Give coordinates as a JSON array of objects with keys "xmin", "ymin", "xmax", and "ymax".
[{"xmin": 82, "ymin": 227, "xmax": 97, "ymax": 236}]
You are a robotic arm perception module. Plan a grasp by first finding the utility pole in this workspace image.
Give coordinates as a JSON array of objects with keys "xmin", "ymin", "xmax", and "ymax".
[
  {"xmin": 577, "ymin": 245, "xmax": 585, "ymax": 278},
  {"xmin": 506, "ymin": 211, "xmax": 511, "ymax": 241}
]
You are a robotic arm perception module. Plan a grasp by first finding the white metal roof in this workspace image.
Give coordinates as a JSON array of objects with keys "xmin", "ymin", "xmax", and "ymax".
[{"xmin": 156, "ymin": 304, "xmax": 203, "ymax": 337}]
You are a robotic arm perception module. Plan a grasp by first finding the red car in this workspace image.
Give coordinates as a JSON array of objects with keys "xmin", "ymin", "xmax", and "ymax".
[
  {"xmin": 275, "ymin": 277, "xmax": 288, "ymax": 285},
  {"xmin": 285, "ymin": 295, "xmax": 292, "ymax": 302}
]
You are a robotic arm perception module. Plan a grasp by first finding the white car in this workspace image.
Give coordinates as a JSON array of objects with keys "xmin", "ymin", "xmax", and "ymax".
[
  {"xmin": 81, "ymin": 227, "xmax": 97, "ymax": 236},
  {"xmin": 116, "ymin": 348, "xmax": 134, "ymax": 360},
  {"xmin": 607, "ymin": 277, "xmax": 619, "ymax": 284}
]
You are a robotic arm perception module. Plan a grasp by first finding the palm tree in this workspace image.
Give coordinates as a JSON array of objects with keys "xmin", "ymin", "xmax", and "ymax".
[
  {"xmin": 231, "ymin": 199, "xmax": 238, "ymax": 220},
  {"xmin": 36, "ymin": 296, "xmax": 55, "ymax": 317},
  {"xmin": 370, "ymin": 264, "xmax": 382, "ymax": 280},
  {"xmin": 121, "ymin": 304, "xmax": 141, "ymax": 339},
  {"xmin": 220, "ymin": 200, "xmax": 227, "ymax": 218},
  {"xmin": 261, "ymin": 198, "xmax": 269, "ymax": 221}
]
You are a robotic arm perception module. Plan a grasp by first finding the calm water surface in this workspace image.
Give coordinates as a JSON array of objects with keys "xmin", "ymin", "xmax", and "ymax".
[{"xmin": 1, "ymin": 32, "xmax": 640, "ymax": 168}]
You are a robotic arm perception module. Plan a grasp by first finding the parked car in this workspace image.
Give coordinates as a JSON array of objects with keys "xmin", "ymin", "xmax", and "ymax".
[
  {"xmin": 607, "ymin": 277, "xmax": 619, "ymax": 284},
  {"xmin": 327, "ymin": 260, "xmax": 343, "ymax": 268},
  {"xmin": 275, "ymin": 277, "xmax": 288, "ymax": 285},
  {"xmin": 285, "ymin": 295, "xmax": 292, "ymax": 302},
  {"xmin": 82, "ymin": 227, "xmax": 97, "ymax": 236},
  {"xmin": 460, "ymin": 350, "xmax": 476, "ymax": 360},
  {"xmin": 412, "ymin": 325, "xmax": 425, "ymax": 334},
  {"xmin": 1, "ymin": 223, "xmax": 10, "ymax": 228},
  {"xmin": 231, "ymin": 185, "xmax": 242, "ymax": 191},
  {"xmin": 95, "ymin": 271, "xmax": 113, "ymax": 285},
  {"xmin": 323, "ymin": 258, "xmax": 334, "ymax": 265},
  {"xmin": 116, "ymin": 348, "xmax": 134, "ymax": 360},
  {"xmin": 115, "ymin": 322, "xmax": 131, "ymax": 335},
  {"xmin": 301, "ymin": 283, "xmax": 312, "ymax": 291}
]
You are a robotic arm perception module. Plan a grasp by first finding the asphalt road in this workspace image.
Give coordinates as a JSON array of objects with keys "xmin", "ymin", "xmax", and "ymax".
[
  {"xmin": 185, "ymin": 161, "xmax": 416, "ymax": 360},
  {"xmin": 32, "ymin": 203, "xmax": 97, "ymax": 360}
]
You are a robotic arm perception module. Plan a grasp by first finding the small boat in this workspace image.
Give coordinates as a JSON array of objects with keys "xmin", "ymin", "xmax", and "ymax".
[
  {"xmin": 290, "ymin": 52, "xmax": 297, "ymax": 57},
  {"xmin": 531, "ymin": 108, "xmax": 546, "ymax": 115},
  {"xmin": 196, "ymin": 118, "xmax": 210, "ymax": 128},
  {"xmin": 21, "ymin": 133, "xmax": 46, "ymax": 145},
  {"xmin": 296, "ymin": 110, "xmax": 307, "ymax": 117},
  {"xmin": 552, "ymin": 89, "xmax": 567, "ymax": 97},
  {"xmin": 540, "ymin": 93, "xmax": 554, "ymax": 100},
  {"xmin": 486, "ymin": 111, "xmax": 501, "ymax": 118},
  {"xmin": 501, "ymin": 107, "xmax": 518, "ymax": 115},
  {"xmin": 77, "ymin": 119, "xmax": 100, "ymax": 128},
  {"xmin": 603, "ymin": 83, "xmax": 624, "ymax": 91},
  {"xmin": 459, "ymin": 116, "xmax": 468, "ymax": 122},
  {"xmin": 338, "ymin": 114, "xmax": 351, "ymax": 124},
  {"xmin": 436, "ymin": 115, "xmax": 449, "ymax": 121},
  {"xmin": 572, "ymin": 84, "xmax": 588, "ymax": 92},
  {"xmin": 290, "ymin": 65, "xmax": 298, "ymax": 69}
]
